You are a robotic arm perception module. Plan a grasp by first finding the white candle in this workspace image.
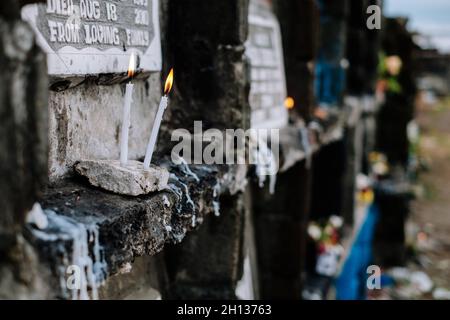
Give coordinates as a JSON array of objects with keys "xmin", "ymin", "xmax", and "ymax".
[
  {"xmin": 120, "ymin": 83, "xmax": 133, "ymax": 166},
  {"xmin": 143, "ymin": 95, "xmax": 168, "ymax": 169},
  {"xmin": 120, "ymin": 53, "xmax": 136, "ymax": 167},
  {"xmin": 143, "ymin": 68, "xmax": 174, "ymax": 170}
]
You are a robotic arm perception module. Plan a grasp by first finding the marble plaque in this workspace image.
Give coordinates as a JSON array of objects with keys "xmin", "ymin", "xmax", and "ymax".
[{"xmin": 22, "ymin": 0, "xmax": 162, "ymax": 75}]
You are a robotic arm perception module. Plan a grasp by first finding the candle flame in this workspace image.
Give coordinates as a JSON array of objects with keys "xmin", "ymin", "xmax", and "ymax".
[
  {"xmin": 164, "ymin": 68, "xmax": 174, "ymax": 95},
  {"xmin": 284, "ymin": 97, "xmax": 295, "ymax": 109},
  {"xmin": 127, "ymin": 52, "xmax": 136, "ymax": 78}
]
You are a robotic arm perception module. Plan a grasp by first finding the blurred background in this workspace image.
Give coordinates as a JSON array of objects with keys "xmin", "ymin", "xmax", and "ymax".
[
  {"xmin": 363, "ymin": 0, "xmax": 450, "ymax": 300},
  {"xmin": 1, "ymin": 0, "xmax": 450, "ymax": 300}
]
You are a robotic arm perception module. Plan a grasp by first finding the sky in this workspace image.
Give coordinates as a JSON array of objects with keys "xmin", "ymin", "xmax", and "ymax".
[{"xmin": 385, "ymin": 0, "xmax": 450, "ymax": 53}]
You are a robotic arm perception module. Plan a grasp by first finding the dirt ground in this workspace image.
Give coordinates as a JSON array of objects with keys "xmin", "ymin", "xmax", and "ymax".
[
  {"xmin": 410, "ymin": 97, "xmax": 450, "ymax": 295},
  {"xmin": 368, "ymin": 96, "xmax": 450, "ymax": 300}
]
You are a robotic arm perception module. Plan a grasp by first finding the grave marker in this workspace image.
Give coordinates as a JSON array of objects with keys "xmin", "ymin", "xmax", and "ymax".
[
  {"xmin": 22, "ymin": 0, "xmax": 162, "ymax": 75},
  {"xmin": 246, "ymin": 1, "xmax": 288, "ymax": 129}
]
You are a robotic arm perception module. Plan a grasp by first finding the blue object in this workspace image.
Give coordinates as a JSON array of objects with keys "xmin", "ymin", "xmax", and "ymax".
[
  {"xmin": 335, "ymin": 204, "xmax": 380, "ymax": 300},
  {"xmin": 314, "ymin": 1, "xmax": 348, "ymax": 105},
  {"xmin": 314, "ymin": 61, "xmax": 346, "ymax": 105},
  {"xmin": 380, "ymin": 274, "xmax": 395, "ymax": 287}
]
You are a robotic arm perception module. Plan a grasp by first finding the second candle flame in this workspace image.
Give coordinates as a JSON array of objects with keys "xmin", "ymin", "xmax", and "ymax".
[
  {"xmin": 164, "ymin": 68, "xmax": 174, "ymax": 95},
  {"xmin": 127, "ymin": 53, "xmax": 136, "ymax": 78}
]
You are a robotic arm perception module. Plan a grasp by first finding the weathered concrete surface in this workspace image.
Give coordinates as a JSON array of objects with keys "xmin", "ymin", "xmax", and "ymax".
[
  {"xmin": 48, "ymin": 74, "xmax": 162, "ymax": 181},
  {"xmin": 75, "ymin": 160, "xmax": 169, "ymax": 196}
]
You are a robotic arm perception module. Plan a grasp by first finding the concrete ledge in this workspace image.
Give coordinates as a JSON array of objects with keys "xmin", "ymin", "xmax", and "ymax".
[
  {"xmin": 279, "ymin": 108, "xmax": 355, "ymax": 173},
  {"xmin": 23, "ymin": 160, "xmax": 243, "ymax": 299}
]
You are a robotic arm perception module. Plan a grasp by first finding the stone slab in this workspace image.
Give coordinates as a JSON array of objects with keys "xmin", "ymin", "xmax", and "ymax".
[{"xmin": 75, "ymin": 160, "xmax": 169, "ymax": 196}]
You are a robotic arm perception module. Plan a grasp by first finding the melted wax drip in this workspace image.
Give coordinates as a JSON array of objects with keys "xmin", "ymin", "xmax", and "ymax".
[{"xmin": 30, "ymin": 210, "xmax": 108, "ymax": 300}]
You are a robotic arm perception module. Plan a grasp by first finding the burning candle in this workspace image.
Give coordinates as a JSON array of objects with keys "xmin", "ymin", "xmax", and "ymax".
[
  {"xmin": 143, "ymin": 68, "xmax": 174, "ymax": 170},
  {"xmin": 120, "ymin": 53, "xmax": 136, "ymax": 167}
]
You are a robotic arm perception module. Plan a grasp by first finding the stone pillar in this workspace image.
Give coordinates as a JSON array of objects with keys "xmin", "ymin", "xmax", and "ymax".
[
  {"xmin": 0, "ymin": 0, "xmax": 48, "ymax": 248},
  {"xmin": 373, "ymin": 189, "xmax": 409, "ymax": 266},
  {"xmin": 345, "ymin": 0, "xmax": 382, "ymax": 97},
  {"xmin": 377, "ymin": 17, "xmax": 416, "ymax": 167},
  {"xmin": 0, "ymin": 0, "xmax": 52, "ymax": 299},
  {"xmin": 162, "ymin": 0, "xmax": 250, "ymax": 299},
  {"xmin": 341, "ymin": 118, "xmax": 362, "ymax": 225},
  {"xmin": 373, "ymin": 17, "xmax": 417, "ymax": 266},
  {"xmin": 310, "ymin": 141, "xmax": 347, "ymax": 221},
  {"xmin": 165, "ymin": 194, "xmax": 246, "ymax": 299},
  {"xmin": 163, "ymin": 0, "xmax": 250, "ymax": 134},
  {"xmin": 252, "ymin": 162, "xmax": 311, "ymax": 299}
]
